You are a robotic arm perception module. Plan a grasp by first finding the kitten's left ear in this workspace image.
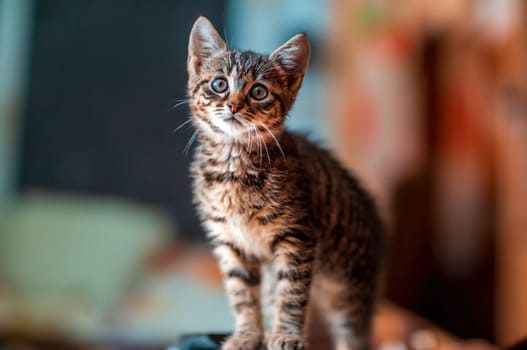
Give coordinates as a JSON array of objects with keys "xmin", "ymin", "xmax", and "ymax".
[
  {"xmin": 188, "ymin": 16, "xmax": 227, "ymax": 77},
  {"xmin": 270, "ymin": 33, "xmax": 311, "ymax": 80}
]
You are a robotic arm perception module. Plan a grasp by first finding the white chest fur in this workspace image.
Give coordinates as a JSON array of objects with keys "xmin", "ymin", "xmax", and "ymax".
[
  {"xmin": 203, "ymin": 188, "xmax": 273, "ymax": 259},
  {"xmin": 195, "ymin": 143, "xmax": 277, "ymax": 259}
]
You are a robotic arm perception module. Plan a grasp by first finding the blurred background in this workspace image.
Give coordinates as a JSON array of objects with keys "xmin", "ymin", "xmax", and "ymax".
[{"xmin": 0, "ymin": 0, "xmax": 526, "ymax": 349}]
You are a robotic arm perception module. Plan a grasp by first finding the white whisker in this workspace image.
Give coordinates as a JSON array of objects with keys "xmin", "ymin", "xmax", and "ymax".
[
  {"xmin": 259, "ymin": 123, "xmax": 285, "ymax": 160},
  {"xmin": 173, "ymin": 118, "xmax": 193, "ymax": 132},
  {"xmin": 252, "ymin": 125, "xmax": 263, "ymax": 166},
  {"xmin": 247, "ymin": 127, "xmax": 254, "ymax": 154},
  {"xmin": 170, "ymin": 99, "xmax": 191, "ymax": 110},
  {"xmin": 255, "ymin": 127, "xmax": 271, "ymax": 169},
  {"xmin": 183, "ymin": 131, "xmax": 198, "ymax": 155},
  {"xmin": 235, "ymin": 117, "xmax": 256, "ymax": 155}
]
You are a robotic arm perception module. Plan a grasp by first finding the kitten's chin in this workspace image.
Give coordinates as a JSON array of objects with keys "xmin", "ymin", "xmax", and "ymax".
[{"xmin": 211, "ymin": 116, "xmax": 251, "ymax": 141}]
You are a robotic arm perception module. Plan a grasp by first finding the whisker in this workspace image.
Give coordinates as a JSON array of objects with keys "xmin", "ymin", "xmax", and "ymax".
[
  {"xmin": 251, "ymin": 125, "xmax": 263, "ymax": 167},
  {"xmin": 232, "ymin": 117, "xmax": 254, "ymax": 155},
  {"xmin": 169, "ymin": 99, "xmax": 191, "ymax": 110},
  {"xmin": 260, "ymin": 130, "xmax": 272, "ymax": 169},
  {"xmin": 259, "ymin": 123, "xmax": 285, "ymax": 160},
  {"xmin": 173, "ymin": 118, "xmax": 193, "ymax": 132},
  {"xmin": 183, "ymin": 131, "xmax": 198, "ymax": 155},
  {"xmin": 255, "ymin": 127, "xmax": 271, "ymax": 169},
  {"xmin": 247, "ymin": 127, "xmax": 254, "ymax": 154}
]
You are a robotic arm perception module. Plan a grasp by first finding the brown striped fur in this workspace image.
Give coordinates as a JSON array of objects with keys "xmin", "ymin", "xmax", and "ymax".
[{"xmin": 186, "ymin": 17, "xmax": 384, "ymax": 350}]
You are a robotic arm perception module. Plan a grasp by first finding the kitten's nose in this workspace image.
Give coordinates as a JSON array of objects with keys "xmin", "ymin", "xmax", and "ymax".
[{"xmin": 228, "ymin": 100, "xmax": 242, "ymax": 113}]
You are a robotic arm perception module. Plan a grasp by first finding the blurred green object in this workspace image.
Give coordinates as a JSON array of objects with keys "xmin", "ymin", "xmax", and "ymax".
[
  {"xmin": 357, "ymin": 2, "xmax": 385, "ymax": 32},
  {"xmin": 0, "ymin": 192, "xmax": 173, "ymax": 337}
]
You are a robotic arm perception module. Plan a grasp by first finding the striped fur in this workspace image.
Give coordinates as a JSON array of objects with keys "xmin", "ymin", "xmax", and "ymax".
[{"xmin": 186, "ymin": 17, "xmax": 384, "ymax": 350}]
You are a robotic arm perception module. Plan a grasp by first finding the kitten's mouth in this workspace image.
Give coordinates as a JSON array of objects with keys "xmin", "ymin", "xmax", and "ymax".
[
  {"xmin": 211, "ymin": 112, "xmax": 251, "ymax": 138},
  {"xmin": 222, "ymin": 115, "xmax": 243, "ymax": 125}
]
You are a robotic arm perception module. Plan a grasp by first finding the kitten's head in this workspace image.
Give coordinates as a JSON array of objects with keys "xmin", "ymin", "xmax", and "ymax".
[{"xmin": 187, "ymin": 16, "xmax": 310, "ymax": 143}]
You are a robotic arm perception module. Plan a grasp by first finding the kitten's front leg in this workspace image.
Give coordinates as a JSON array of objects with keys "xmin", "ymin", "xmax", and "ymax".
[
  {"xmin": 214, "ymin": 240, "xmax": 263, "ymax": 350},
  {"xmin": 268, "ymin": 229, "xmax": 315, "ymax": 350}
]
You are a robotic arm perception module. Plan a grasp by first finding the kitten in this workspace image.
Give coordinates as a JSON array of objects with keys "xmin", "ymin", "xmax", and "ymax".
[{"xmin": 186, "ymin": 16, "xmax": 384, "ymax": 350}]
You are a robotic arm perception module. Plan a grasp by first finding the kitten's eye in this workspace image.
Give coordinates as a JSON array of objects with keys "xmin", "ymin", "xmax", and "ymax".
[
  {"xmin": 250, "ymin": 84, "xmax": 268, "ymax": 100},
  {"xmin": 211, "ymin": 78, "xmax": 228, "ymax": 93}
]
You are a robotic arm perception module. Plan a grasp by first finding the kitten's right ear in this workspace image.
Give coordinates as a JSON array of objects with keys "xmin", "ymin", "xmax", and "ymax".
[
  {"xmin": 270, "ymin": 33, "xmax": 310, "ymax": 90},
  {"xmin": 187, "ymin": 16, "xmax": 226, "ymax": 77}
]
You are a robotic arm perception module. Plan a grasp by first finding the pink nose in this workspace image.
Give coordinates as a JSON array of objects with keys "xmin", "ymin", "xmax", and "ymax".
[{"xmin": 228, "ymin": 101, "xmax": 241, "ymax": 113}]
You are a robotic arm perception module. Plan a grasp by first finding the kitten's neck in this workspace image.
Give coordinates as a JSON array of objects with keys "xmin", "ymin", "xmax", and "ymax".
[{"xmin": 196, "ymin": 133, "xmax": 284, "ymax": 173}]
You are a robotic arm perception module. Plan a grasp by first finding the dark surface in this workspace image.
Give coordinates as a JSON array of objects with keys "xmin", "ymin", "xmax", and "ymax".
[{"xmin": 19, "ymin": 0, "xmax": 226, "ymax": 239}]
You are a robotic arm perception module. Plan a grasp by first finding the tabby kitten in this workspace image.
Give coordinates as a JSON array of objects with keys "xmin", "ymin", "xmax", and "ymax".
[{"xmin": 186, "ymin": 17, "xmax": 384, "ymax": 350}]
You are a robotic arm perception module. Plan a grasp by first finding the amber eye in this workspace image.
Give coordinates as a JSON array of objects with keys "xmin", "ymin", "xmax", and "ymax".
[
  {"xmin": 211, "ymin": 78, "xmax": 228, "ymax": 93},
  {"xmin": 250, "ymin": 84, "xmax": 268, "ymax": 100}
]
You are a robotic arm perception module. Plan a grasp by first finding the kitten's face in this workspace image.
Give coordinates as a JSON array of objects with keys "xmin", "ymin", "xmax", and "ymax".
[{"xmin": 187, "ymin": 17, "xmax": 310, "ymax": 143}]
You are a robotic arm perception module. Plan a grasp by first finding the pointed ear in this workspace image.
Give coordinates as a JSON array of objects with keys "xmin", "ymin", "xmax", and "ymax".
[
  {"xmin": 270, "ymin": 33, "xmax": 310, "ymax": 78},
  {"xmin": 187, "ymin": 16, "xmax": 226, "ymax": 76}
]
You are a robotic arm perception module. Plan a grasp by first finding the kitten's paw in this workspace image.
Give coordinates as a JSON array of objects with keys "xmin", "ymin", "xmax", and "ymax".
[
  {"xmin": 221, "ymin": 334, "xmax": 263, "ymax": 350},
  {"xmin": 266, "ymin": 334, "xmax": 305, "ymax": 350}
]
